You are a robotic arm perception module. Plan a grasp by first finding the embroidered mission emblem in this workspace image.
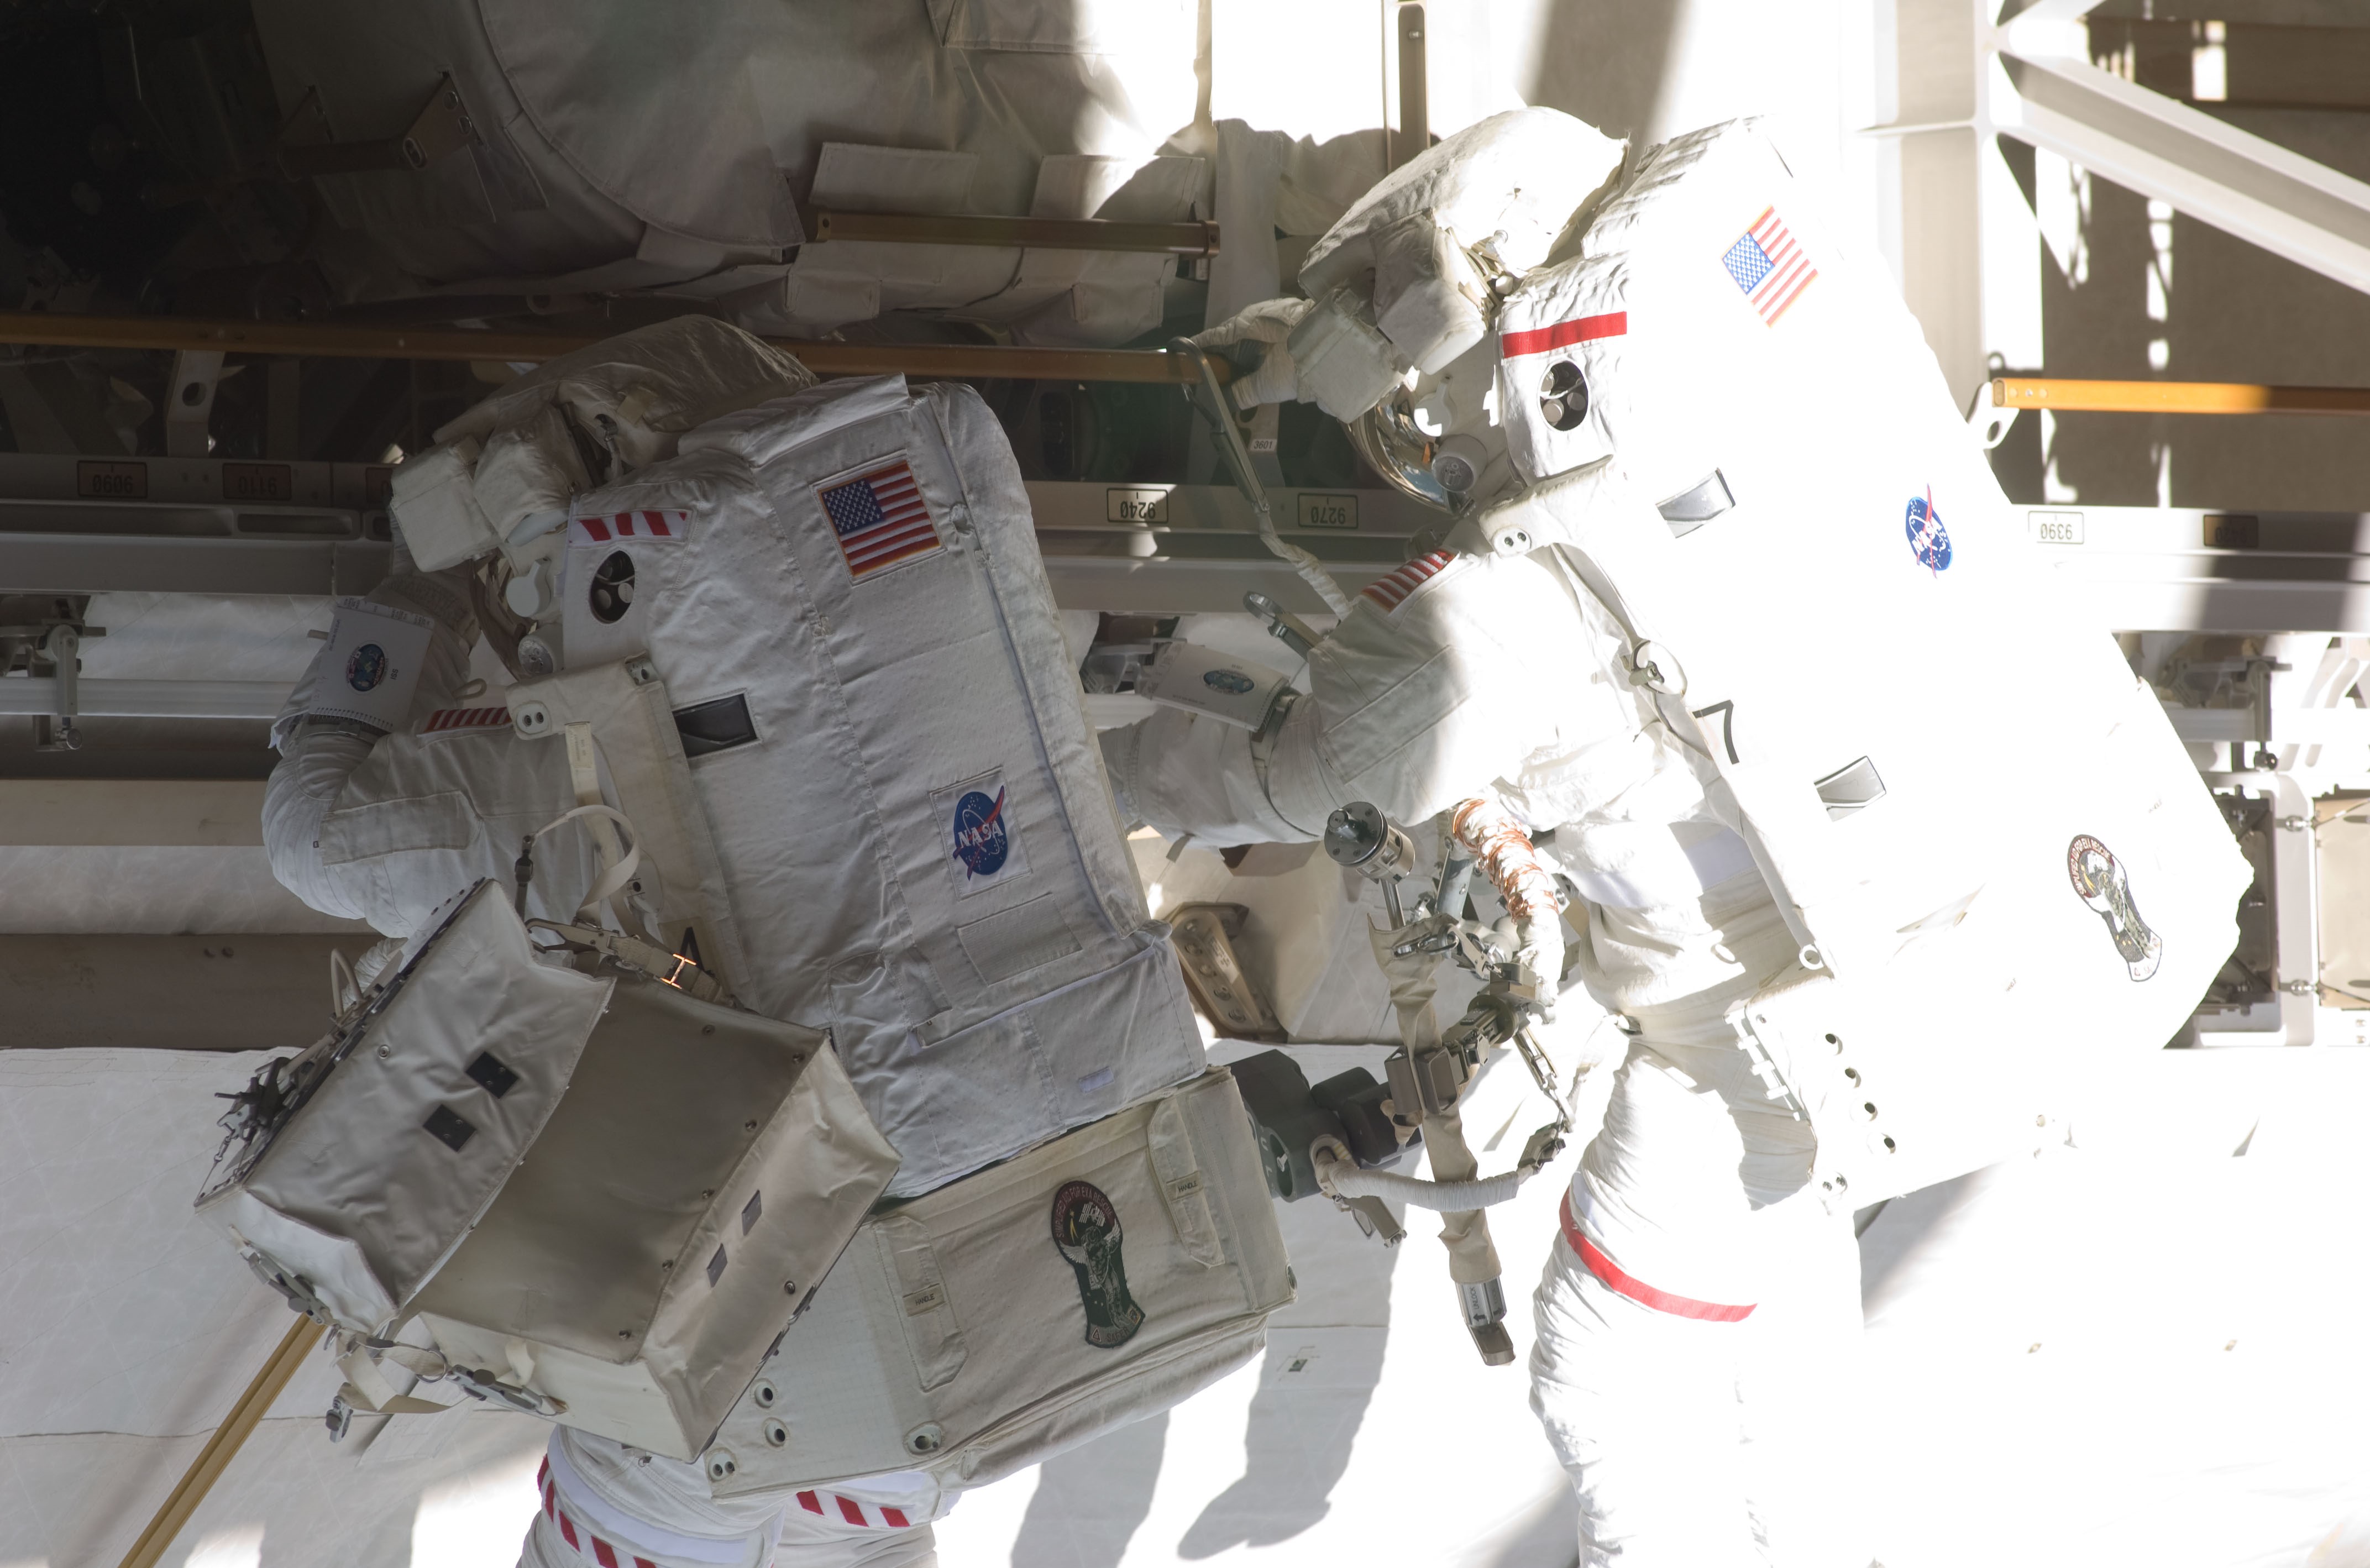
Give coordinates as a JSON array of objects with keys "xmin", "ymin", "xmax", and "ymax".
[
  {"xmin": 2067, "ymin": 834, "xmax": 2162, "ymax": 981},
  {"xmin": 344, "ymin": 643, "xmax": 387, "ymax": 691},
  {"xmin": 1050, "ymin": 1179, "xmax": 1145, "ymax": 1349}
]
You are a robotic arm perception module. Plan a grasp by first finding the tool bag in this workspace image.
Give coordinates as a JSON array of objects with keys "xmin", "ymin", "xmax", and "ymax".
[
  {"xmin": 702, "ymin": 1066, "xmax": 1292, "ymax": 1493},
  {"xmin": 1477, "ymin": 120, "xmax": 2252, "ymax": 1205},
  {"xmin": 195, "ymin": 879, "xmax": 900, "ymax": 1460}
]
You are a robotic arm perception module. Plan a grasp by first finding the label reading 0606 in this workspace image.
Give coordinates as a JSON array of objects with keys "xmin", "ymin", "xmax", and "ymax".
[{"xmin": 77, "ymin": 460, "xmax": 148, "ymax": 499}]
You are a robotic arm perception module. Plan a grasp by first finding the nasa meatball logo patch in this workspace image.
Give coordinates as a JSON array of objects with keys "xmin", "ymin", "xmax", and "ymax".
[
  {"xmin": 1905, "ymin": 489, "xmax": 1952, "ymax": 573},
  {"xmin": 934, "ymin": 768, "xmax": 1030, "ymax": 898},
  {"xmin": 2068, "ymin": 834, "xmax": 2162, "ymax": 981},
  {"xmin": 952, "ymin": 787, "xmax": 1009, "ymax": 879},
  {"xmin": 344, "ymin": 643, "xmax": 388, "ymax": 692},
  {"xmin": 1050, "ymin": 1180, "xmax": 1145, "ymax": 1349}
]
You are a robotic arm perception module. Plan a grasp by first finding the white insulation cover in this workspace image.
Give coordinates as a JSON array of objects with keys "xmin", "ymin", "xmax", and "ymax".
[
  {"xmin": 1483, "ymin": 122, "xmax": 2252, "ymax": 1204},
  {"xmin": 526, "ymin": 375, "xmax": 1205, "ymax": 1198},
  {"xmin": 709, "ymin": 1066, "xmax": 1292, "ymax": 1493},
  {"xmin": 198, "ymin": 883, "xmax": 612, "ymax": 1330}
]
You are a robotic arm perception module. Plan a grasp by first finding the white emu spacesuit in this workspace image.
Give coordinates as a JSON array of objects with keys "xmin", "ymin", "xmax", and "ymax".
[
  {"xmin": 1108, "ymin": 109, "xmax": 2246, "ymax": 1565},
  {"xmin": 256, "ymin": 321, "xmax": 1260, "ymax": 1568}
]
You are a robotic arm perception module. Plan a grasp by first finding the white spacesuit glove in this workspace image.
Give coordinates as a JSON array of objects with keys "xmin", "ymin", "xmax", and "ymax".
[
  {"xmin": 390, "ymin": 316, "xmax": 816, "ymax": 576},
  {"xmin": 1280, "ymin": 108, "xmax": 1624, "ymax": 419},
  {"xmin": 1189, "ymin": 297, "xmax": 1314, "ymax": 411}
]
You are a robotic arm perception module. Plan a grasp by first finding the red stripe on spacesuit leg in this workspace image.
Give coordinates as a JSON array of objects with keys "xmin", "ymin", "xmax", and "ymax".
[
  {"xmin": 798, "ymin": 1491, "xmax": 823, "ymax": 1514},
  {"xmin": 882, "ymin": 1507, "xmax": 911, "ymax": 1528},
  {"xmin": 837, "ymin": 1495, "xmax": 868, "ymax": 1526},
  {"xmin": 1560, "ymin": 1190, "xmax": 1756, "ymax": 1323},
  {"xmin": 592, "ymin": 1537, "xmax": 620, "ymax": 1568}
]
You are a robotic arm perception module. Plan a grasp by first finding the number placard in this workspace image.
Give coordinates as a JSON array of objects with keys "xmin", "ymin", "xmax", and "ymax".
[
  {"xmin": 222, "ymin": 463, "xmax": 293, "ymax": 502},
  {"xmin": 1296, "ymin": 492, "xmax": 1358, "ymax": 530},
  {"xmin": 1105, "ymin": 486, "xmax": 1171, "ymax": 525},
  {"xmin": 77, "ymin": 460, "xmax": 148, "ymax": 499},
  {"xmin": 2027, "ymin": 509, "xmax": 2084, "ymax": 545}
]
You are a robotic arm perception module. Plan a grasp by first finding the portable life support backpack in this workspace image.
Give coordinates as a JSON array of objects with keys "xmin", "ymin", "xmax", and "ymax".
[{"xmin": 1475, "ymin": 120, "xmax": 2251, "ymax": 1206}]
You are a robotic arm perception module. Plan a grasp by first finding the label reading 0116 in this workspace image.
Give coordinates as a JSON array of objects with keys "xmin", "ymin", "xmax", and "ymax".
[
  {"xmin": 1297, "ymin": 493, "xmax": 1357, "ymax": 530},
  {"xmin": 222, "ymin": 463, "xmax": 293, "ymax": 502}
]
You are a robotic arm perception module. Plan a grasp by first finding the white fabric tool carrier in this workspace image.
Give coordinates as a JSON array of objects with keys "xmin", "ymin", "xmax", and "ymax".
[
  {"xmin": 195, "ymin": 880, "xmax": 900, "ymax": 1459},
  {"xmin": 702, "ymin": 1066, "xmax": 1292, "ymax": 1494},
  {"xmin": 511, "ymin": 373, "xmax": 1204, "ymax": 1197},
  {"xmin": 1477, "ymin": 120, "xmax": 2251, "ymax": 1205}
]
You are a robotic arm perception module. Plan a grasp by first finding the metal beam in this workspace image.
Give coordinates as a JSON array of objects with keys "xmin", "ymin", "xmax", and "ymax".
[
  {"xmin": 1995, "ymin": 377, "xmax": 2370, "ymax": 414},
  {"xmin": 0, "ymin": 779, "xmax": 265, "ymax": 844},
  {"xmin": 811, "ymin": 211, "xmax": 1221, "ymax": 256},
  {"xmin": 0, "ymin": 311, "xmax": 1213, "ymax": 384},
  {"xmin": 0, "ymin": 934, "xmax": 357, "ymax": 1051},
  {"xmin": 1993, "ymin": 44, "xmax": 2370, "ymax": 296},
  {"xmin": 116, "ymin": 1316, "xmax": 327, "ymax": 1568},
  {"xmin": 0, "ymin": 678, "xmax": 291, "ymax": 720}
]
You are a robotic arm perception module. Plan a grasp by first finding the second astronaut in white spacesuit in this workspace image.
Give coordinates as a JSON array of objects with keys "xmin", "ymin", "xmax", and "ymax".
[
  {"xmin": 1104, "ymin": 535, "xmax": 1867, "ymax": 1565},
  {"xmin": 1108, "ymin": 105, "xmax": 2242, "ymax": 1566}
]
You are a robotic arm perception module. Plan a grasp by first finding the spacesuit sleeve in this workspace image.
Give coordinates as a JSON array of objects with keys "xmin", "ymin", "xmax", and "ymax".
[
  {"xmin": 261, "ymin": 562, "xmax": 492, "ymax": 930},
  {"xmin": 1106, "ymin": 550, "xmax": 1593, "ymax": 844}
]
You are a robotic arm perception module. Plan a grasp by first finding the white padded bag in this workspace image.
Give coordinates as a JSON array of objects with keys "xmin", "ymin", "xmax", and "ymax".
[
  {"xmin": 196, "ymin": 880, "xmax": 900, "ymax": 1459},
  {"xmin": 1481, "ymin": 122, "xmax": 2251, "ymax": 1204},
  {"xmin": 702, "ymin": 1066, "xmax": 1292, "ymax": 1493}
]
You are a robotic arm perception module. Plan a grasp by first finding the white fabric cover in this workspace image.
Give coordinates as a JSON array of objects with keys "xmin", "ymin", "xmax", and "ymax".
[
  {"xmin": 705, "ymin": 1067, "xmax": 1291, "ymax": 1494},
  {"xmin": 198, "ymin": 883, "xmax": 612, "ymax": 1327},
  {"xmin": 198, "ymin": 880, "xmax": 901, "ymax": 1459},
  {"xmin": 248, "ymin": 0, "xmax": 1196, "ymax": 317}
]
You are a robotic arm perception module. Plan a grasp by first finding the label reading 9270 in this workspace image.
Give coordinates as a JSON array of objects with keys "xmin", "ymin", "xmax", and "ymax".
[{"xmin": 1297, "ymin": 493, "xmax": 1357, "ymax": 529}]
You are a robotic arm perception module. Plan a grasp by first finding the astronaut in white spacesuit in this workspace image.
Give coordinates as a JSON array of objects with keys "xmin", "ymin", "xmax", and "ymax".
[
  {"xmin": 1108, "ymin": 107, "xmax": 2242, "ymax": 1567},
  {"xmin": 260, "ymin": 320, "xmax": 1219, "ymax": 1568}
]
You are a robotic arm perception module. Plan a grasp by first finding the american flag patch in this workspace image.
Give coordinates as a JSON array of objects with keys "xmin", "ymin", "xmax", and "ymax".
[
  {"xmin": 569, "ymin": 510, "xmax": 687, "ymax": 547},
  {"xmin": 818, "ymin": 459, "xmax": 941, "ymax": 579},
  {"xmin": 1721, "ymin": 207, "xmax": 1816, "ymax": 326},
  {"xmin": 417, "ymin": 705, "xmax": 512, "ymax": 738},
  {"xmin": 1361, "ymin": 550, "xmax": 1461, "ymax": 615}
]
